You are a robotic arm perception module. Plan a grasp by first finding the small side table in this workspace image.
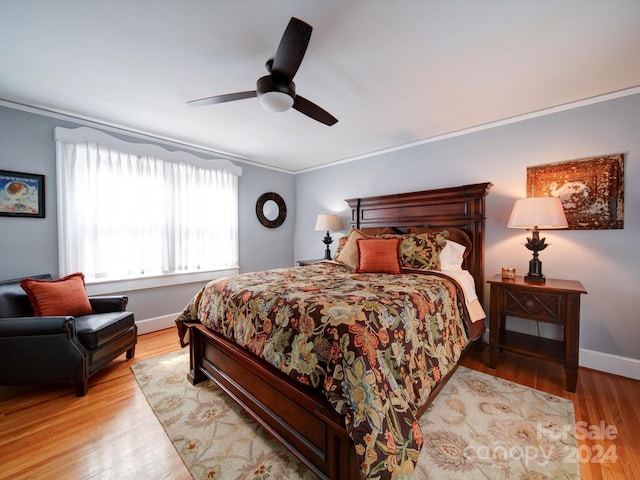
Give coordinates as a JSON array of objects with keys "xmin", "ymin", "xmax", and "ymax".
[
  {"xmin": 297, "ymin": 259, "xmax": 324, "ymax": 266},
  {"xmin": 487, "ymin": 274, "xmax": 587, "ymax": 392}
]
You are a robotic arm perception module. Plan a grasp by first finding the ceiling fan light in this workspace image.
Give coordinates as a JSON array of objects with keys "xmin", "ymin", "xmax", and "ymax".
[
  {"xmin": 259, "ymin": 91, "xmax": 294, "ymax": 112},
  {"xmin": 257, "ymin": 75, "xmax": 295, "ymax": 113}
]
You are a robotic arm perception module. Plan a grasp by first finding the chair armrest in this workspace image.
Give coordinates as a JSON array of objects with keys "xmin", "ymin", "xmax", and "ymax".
[
  {"xmin": 89, "ymin": 296, "xmax": 128, "ymax": 313},
  {"xmin": 0, "ymin": 316, "xmax": 74, "ymax": 337}
]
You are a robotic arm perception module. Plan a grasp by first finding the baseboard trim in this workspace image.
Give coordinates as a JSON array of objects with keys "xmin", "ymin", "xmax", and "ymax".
[
  {"xmin": 579, "ymin": 348, "xmax": 640, "ymax": 381},
  {"xmin": 136, "ymin": 314, "xmax": 180, "ymax": 335}
]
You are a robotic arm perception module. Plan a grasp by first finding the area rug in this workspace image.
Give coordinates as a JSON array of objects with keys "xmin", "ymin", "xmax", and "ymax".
[{"xmin": 132, "ymin": 350, "xmax": 579, "ymax": 480}]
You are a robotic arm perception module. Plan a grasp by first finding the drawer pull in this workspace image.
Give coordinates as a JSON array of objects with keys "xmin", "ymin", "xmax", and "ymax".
[{"xmin": 526, "ymin": 300, "xmax": 535, "ymax": 308}]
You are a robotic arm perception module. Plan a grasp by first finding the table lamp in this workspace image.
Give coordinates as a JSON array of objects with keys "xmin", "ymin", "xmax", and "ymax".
[
  {"xmin": 507, "ymin": 197, "xmax": 568, "ymax": 283},
  {"xmin": 314, "ymin": 214, "xmax": 341, "ymax": 260}
]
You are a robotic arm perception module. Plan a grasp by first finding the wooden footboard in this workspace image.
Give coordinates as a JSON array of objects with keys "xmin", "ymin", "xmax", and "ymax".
[
  {"xmin": 187, "ymin": 323, "xmax": 359, "ymax": 479},
  {"xmin": 187, "ymin": 322, "xmax": 474, "ymax": 480}
]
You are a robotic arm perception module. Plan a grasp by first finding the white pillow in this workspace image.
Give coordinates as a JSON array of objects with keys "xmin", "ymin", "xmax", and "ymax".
[{"xmin": 439, "ymin": 240, "xmax": 466, "ymax": 271}]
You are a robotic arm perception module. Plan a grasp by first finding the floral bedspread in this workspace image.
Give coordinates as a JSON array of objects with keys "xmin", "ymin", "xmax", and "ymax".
[{"xmin": 175, "ymin": 262, "xmax": 482, "ymax": 479}]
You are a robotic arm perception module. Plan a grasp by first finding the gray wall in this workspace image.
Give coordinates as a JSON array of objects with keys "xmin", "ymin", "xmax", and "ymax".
[
  {"xmin": 294, "ymin": 94, "xmax": 640, "ymax": 364},
  {"xmin": 239, "ymin": 164, "xmax": 295, "ymax": 273},
  {"xmin": 0, "ymin": 105, "xmax": 294, "ymax": 323}
]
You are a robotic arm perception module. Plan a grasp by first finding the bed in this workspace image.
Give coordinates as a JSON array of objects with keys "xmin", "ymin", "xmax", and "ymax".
[{"xmin": 176, "ymin": 182, "xmax": 492, "ymax": 479}]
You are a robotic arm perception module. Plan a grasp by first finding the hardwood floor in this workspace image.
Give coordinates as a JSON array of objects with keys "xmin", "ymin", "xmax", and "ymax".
[
  {"xmin": 1, "ymin": 327, "xmax": 638, "ymax": 479},
  {"xmin": 0, "ymin": 328, "xmax": 190, "ymax": 480}
]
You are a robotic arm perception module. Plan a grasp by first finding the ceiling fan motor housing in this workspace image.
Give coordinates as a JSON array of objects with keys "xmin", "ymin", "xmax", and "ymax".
[{"xmin": 257, "ymin": 76, "xmax": 295, "ymax": 112}]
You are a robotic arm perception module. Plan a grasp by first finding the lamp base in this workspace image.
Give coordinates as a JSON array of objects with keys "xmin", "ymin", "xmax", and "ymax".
[
  {"xmin": 525, "ymin": 253, "xmax": 545, "ymax": 283},
  {"xmin": 525, "ymin": 273, "xmax": 545, "ymax": 283},
  {"xmin": 322, "ymin": 230, "xmax": 333, "ymax": 260}
]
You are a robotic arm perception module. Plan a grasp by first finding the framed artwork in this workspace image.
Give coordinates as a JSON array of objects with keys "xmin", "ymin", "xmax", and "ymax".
[
  {"xmin": 527, "ymin": 153, "xmax": 624, "ymax": 230},
  {"xmin": 0, "ymin": 170, "xmax": 46, "ymax": 218}
]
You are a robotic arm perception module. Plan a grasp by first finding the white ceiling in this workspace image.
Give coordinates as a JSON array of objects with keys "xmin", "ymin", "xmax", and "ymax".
[{"xmin": 1, "ymin": 0, "xmax": 639, "ymax": 173}]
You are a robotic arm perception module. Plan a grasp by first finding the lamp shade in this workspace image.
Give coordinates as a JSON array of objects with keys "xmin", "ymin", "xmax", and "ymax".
[
  {"xmin": 507, "ymin": 197, "xmax": 568, "ymax": 229},
  {"xmin": 314, "ymin": 214, "xmax": 340, "ymax": 232}
]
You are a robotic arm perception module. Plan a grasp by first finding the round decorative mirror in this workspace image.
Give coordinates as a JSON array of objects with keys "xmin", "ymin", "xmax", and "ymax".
[{"xmin": 256, "ymin": 192, "xmax": 287, "ymax": 228}]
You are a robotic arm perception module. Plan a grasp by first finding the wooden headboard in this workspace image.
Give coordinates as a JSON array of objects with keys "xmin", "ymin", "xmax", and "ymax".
[{"xmin": 345, "ymin": 182, "xmax": 492, "ymax": 304}]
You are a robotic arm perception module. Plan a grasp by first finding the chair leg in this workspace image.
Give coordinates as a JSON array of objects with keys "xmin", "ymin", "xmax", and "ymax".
[
  {"xmin": 126, "ymin": 345, "xmax": 136, "ymax": 359},
  {"xmin": 75, "ymin": 379, "xmax": 88, "ymax": 397}
]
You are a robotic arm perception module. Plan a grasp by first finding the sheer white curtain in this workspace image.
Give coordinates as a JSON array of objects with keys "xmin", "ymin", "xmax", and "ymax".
[{"xmin": 55, "ymin": 129, "xmax": 240, "ymax": 282}]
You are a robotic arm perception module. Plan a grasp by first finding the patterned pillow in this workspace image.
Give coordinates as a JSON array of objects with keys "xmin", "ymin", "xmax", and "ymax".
[
  {"xmin": 382, "ymin": 232, "xmax": 448, "ymax": 270},
  {"xmin": 20, "ymin": 272, "xmax": 93, "ymax": 316},
  {"xmin": 355, "ymin": 238, "xmax": 402, "ymax": 274},
  {"xmin": 406, "ymin": 227, "xmax": 472, "ymax": 259},
  {"xmin": 333, "ymin": 236, "xmax": 348, "ymax": 260}
]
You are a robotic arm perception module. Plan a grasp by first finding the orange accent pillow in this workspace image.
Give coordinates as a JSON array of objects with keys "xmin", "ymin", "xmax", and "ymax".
[
  {"xmin": 355, "ymin": 238, "xmax": 402, "ymax": 274},
  {"xmin": 20, "ymin": 273, "xmax": 93, "ymax": 317}
]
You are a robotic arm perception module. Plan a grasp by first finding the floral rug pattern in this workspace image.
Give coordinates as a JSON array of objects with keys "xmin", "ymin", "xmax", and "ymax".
[{"xmin": 132, "ymin": 350, "xmax": 579, "ymax": 480}]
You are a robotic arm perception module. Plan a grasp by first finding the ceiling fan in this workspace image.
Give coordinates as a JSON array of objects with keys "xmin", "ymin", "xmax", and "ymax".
[{"xmin": 187, "ymin": 17, "xmax": 338, "ymax": 126}]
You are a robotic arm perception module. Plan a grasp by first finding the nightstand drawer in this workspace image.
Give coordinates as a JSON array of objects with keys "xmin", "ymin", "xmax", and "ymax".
[{"xmin": 504, "ymin": 289, "xmax": 563, "ymax": 323}]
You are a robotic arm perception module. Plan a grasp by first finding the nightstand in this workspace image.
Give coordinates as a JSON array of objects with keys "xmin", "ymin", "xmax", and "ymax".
[
  {"xmin": 297, "ymin": 259, "xmax": 324, "ymax": 266},
  {"xmin": 487, "ymin": 274, "xmax": 587, "ymax": 392}
]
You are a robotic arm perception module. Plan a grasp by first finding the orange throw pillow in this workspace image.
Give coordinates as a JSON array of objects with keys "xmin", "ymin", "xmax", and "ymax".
[
  {"xmin": 355, "ymin": 238, "xmax": 402, "ymax": 274},
  {"xmin": 20, "ymin": 272, "xmax": 93, "ymax": 317}
]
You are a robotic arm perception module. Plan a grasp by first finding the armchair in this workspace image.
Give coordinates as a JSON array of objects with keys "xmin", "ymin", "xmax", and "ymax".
[{"xmin": 0, "ymin": 274, "xmax": 137, "ymax": 396}]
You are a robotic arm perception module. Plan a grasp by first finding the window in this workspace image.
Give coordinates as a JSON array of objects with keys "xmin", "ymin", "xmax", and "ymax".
[{"xmin": 54, "ymin": 127, "xmax": 242, "ymax": 284}]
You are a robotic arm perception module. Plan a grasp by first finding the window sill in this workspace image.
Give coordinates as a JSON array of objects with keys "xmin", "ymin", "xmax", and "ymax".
[{"xmin": 84, "ymin": 267, "xmax": 239, "ymax": 296}]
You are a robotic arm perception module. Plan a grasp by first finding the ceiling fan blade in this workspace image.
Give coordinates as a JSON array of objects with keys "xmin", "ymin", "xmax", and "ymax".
[
  {"xmin": 271, "ymin": 17, "xmax": 312, "ymax": 82},
  {"xmin": 293, "ymin": 95, "xmax": 338, "ymax": 126},
  {"xmin": 187, "ymin": 90, "xmax": 257, "ymax": 106}
]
